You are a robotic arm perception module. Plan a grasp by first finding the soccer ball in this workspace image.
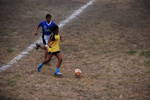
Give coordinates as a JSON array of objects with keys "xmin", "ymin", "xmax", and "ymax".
[{"xmin": 74, "ymin": 68, "xmax": 82, "ymax": 77}]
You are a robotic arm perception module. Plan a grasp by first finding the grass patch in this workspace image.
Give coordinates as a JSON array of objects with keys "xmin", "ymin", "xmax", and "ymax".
[
  {"xmin": 140, "ymin": 51, "xmax": 150, "ymax": 58},
  {"xmin": 7, "ymin": 48, "xmax": 16, "ymax": 53},
  {"xmin": 0, "ymin": 95, "xmax": 17, "ymax": 100},
  {"xmin": 7, "ymin": 79, "xmax": 16, "ymax": 87},
  {"xmin": 144, "ymin": 60, "xmax": 150, "ymax": 66},
  {"xmin": 0, "ymin": 31, "xmax": 10, "ymax": 37},
  {"xmin": 0, "ymin": 31, "xmax": 6, "ymax": 36},
  {"xmin": 126, "ymin": 50, "xmax": 137, "ymax": 55},
  {"xmin": 6, "ymin": 74, "xmax": 21, "ymax": 87}
]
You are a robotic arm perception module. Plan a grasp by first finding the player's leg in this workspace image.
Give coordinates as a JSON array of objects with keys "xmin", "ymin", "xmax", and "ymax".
[
  {"xmin": 54, "ymin": 52, "xmax": 63, "ymax": 75},
  {"xmin": 44, "ymin": 49, "xmax": 48, "ymax": 60},
  {"xmin": 44, "ymin": 35, "xmax": 50, "ymax": 60},
  {"xmin": 36, "ymin": 34, "xmax": 46, "ymax": 50},
  {"xmin": 56, "ymin": 52, "xmax": 63, "ymax": 68},
  {"xmin": 36, "ymin": 43, "xmax": 47, "ymax": 50},
  {"xmin": 37, "ymin": 54, "xmax": 53, "ymax": 72},
  {"xmin": 36, "ymin": 43, "xmax": 48, "ymax": 61}
]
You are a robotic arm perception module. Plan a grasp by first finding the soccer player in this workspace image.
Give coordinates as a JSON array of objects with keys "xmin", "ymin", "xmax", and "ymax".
[
  {"xmin": 34, "ymin": 14, "xmax": 58, "ymax": 59},
  {"xmin": 37, "ymin": 25, "xmax": 63, "ymax": 76}
]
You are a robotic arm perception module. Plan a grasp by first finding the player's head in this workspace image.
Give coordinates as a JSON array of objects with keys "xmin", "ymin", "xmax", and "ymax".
[
  {"xmin": 53, "ymin": 25, "xmax": 59, "ymax": 35},
  {"xmin": 49, "ymin": 24, "xmax": 59, "ymax": 34},
  {"xmin": 50, "ymin": 25, "xmax": 59, "ymax": 41},
  {"xmin": 46, "ymin": 14, "xmax": 52, "ymax": 22}
]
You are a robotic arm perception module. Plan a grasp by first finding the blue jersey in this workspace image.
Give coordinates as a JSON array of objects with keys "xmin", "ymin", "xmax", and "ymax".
[{"xmin": 38, "ymin": 21, "xmax": 57, "ymax": 35}]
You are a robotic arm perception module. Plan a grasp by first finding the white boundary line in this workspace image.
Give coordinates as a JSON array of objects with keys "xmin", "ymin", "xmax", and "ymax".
[{"xmin": 0, "ymin": 0, "xmax": 95, "ymax": 72}]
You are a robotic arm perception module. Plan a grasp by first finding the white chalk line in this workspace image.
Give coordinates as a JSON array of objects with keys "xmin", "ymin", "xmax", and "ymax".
[{"xmin": 0, "ymin": 0, "xmax": 95, "ymax": 72}]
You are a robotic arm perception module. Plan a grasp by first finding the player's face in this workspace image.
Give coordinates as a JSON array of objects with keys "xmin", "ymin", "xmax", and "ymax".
[{"xmin": 46, "ymin": 17, "xmax": 51, "ymax": 22}]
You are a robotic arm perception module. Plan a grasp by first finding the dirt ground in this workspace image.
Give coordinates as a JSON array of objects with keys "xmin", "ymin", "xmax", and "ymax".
[{"xmin": 0, "ymin": 0, "xmax": 150, "ymax": 100}]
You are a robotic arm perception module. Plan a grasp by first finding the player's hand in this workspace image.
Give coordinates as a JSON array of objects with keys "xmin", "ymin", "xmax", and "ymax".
[
  {"xmin": 34, "ymin": 32, "xmax": 38, "ymax": 36},
  {"xmin": 45, "ymin": 45, "xmax": 49, "ymax": 48}
]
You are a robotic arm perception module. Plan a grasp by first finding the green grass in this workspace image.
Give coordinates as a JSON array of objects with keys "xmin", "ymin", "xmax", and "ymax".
[
  {"xmin": 0, "ymin": 31, "xmax": 10, "ymax": 37},
  {"xmin": 140, "ymin": 51, "xmax": 150, "ymax": 58},
  {"xmin": 6, "ymin": 74, "xmax": 21, "ymax": 87},
  {"xmin": 126, "ymin": 50, "xmax": 137, "ymax": 55},
  {"xmin": 0, "ymin": 31, "xmax": 5, "ymax": 36},
  {"xmin": 144, "ymin": 60, "xmax": 150, "ymax": 66},
  {"xmin": 7, "ymin": 79, "xmax": 16, "ymax": 87},
  {"xmin": 7, "ymin": 48, "xmax": 16, "ymax": 53}
]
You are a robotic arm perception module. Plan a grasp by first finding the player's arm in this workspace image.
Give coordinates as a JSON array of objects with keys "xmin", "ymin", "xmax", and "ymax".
[
  {"xmin": 48, "ymin": 37, "xmax": 52, "ymax": 48},
  {"xmin": 60, "ymin": 35, "xmax": 63, "ymax": 41},
  {"xmin": 34, "ymin": 22, "xmax": 42, "ymax": 36},
  {"xmin": 34, "ymin": 26, "xmax": 40, "ymax": 36}
]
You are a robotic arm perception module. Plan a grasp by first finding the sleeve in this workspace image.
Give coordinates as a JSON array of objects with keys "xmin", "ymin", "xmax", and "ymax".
[{"xmin": 52, "ymin": 21, "xmax": 58, "ymax": 27}]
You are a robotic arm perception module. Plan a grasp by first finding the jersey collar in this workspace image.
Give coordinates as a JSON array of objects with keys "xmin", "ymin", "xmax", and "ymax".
[{"xmin": 46, "ymin": 21, "xmax": 52, "ymax": 25}]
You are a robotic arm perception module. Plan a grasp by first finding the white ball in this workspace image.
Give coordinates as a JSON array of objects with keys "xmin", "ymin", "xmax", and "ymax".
[{"xmin": 74, "ymin": 68, "xmax": 82, "ymax": 77}]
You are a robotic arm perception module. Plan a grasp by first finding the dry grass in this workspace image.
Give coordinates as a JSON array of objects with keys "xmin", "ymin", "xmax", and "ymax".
[{"xmin": 0, "ymin": 0, "xmax": 150, "ymax": 100}]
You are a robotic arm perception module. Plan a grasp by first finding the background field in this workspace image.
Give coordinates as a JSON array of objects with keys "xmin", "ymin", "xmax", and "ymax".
[{"xmin": 0, "ymin": 0, "xmax": 150, "ymax": 100}]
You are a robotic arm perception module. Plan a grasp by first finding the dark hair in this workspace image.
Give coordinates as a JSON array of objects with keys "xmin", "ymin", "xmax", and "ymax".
[
  {"xmin": 50, "ymin": 25, "xmax": 59, "ymax": 41},
  {"xmin": 46, "ymin": 14, "xmax": 52, "ymax": 19}
]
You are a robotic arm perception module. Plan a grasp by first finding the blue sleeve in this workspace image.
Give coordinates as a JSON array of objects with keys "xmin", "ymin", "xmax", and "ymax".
[{"xmin": 52, "ymin": 21, "xmax": 58, "ymax": 27}]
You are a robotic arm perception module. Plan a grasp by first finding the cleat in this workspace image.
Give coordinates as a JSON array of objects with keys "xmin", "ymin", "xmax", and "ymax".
[
  {"xmin": 35, "ymin": 43, "xmax": 40, "ymax": 50},
  {"xmin": 54, "ymin": 72, "xmax": 62, "ymax": 76}
]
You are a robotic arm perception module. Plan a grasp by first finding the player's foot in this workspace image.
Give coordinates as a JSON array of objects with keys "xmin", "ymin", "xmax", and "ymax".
[
  {"xmin": 35, "ymin": 43, "xmax": 40, "ymax": 50},
  {"xmin": 54, "ymin": 72, "xmax": 62, "ymax": 76},
  {"xmin": 37, "ymin": 64, "xmax": 43, "ymax": 72}
]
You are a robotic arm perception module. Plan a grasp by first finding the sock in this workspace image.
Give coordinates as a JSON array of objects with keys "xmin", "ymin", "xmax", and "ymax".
[
  {"xmin": 37, "ymin": 63, "xmax": 44, "ymax": 72},
  {"xmin": 55, "ymin": 67, "xmax": 60, "ymax": 73},
  {"xmin": 39, "ymin": 63, "xmax": 44, "ymax": 68}
]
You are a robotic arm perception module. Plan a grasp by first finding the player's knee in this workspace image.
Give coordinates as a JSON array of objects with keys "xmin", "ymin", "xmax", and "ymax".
[
  {"xmin": 43, "ymin": 59, "xmax": 49, "ymax": 64},
  {"xmin": 48, "ymin": 58, "xmax": 52, "ymax": 62},
  {"xmin": 44, "ymin": 48, "xmax": 48, "ymax": 51}
]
